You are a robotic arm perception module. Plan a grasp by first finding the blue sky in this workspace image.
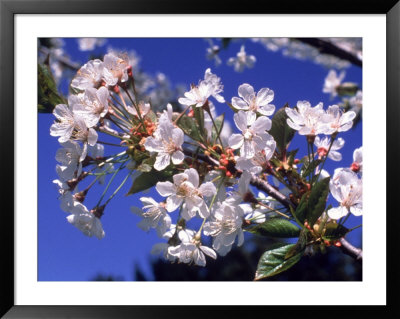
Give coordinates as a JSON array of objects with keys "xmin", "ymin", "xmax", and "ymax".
[{"xmin": 38, "ymin": 38, "xmax": 362, "ymax": 281}]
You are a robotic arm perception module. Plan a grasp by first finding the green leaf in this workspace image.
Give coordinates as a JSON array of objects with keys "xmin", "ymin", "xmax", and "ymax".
[
  {"xmin": 176, "ymin": 114, "xmax": 203, "ymax": 142},
  {"xmin": 301, "ymin": 158, "xmax": 322, "ymax": 178},
  {"xmin": 247, "ymin": 218, "xmax": 301, "ymax": 238},
  {"xmin": 126, "ymin": 169, "xmax": 174, "ymax": 195},
  {"xmin": 322, "ymin": 223, "xmax": 349, "ymax": 241},
  {"xmin": 294, "ymin": 192, "xmax": 308, "ymax": 224},
  {"xmin": 38, "ymin": 63, "xmax": 65, "ymax": 113},
  {"xmin": 294, "ymin": 177, "xmax": 330, "ymax": 226},
  {"xmin": 269, "ymin": 105, "xmax": 296, "ymax": 154},
  {"xmin": 306, "ymin": 177, "xmax": 330, "ymax": 226},
  {"xmin": 285, "ymin": 228, "xmax": 308, "ymax": 259},
  {"xmin": 255, "ymin": 243, "xmax": 303, "ymax": 280}
]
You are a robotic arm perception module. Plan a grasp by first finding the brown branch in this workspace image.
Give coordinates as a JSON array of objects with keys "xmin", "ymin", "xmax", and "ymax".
[
  {"xmin": 339, "ymin": 238, "xmax": 363, "ymax": 261},
  {"xmin": 249, "ymin": 175, "xmax": 295, "ymax": 210},
  {"xmin": 293, "ymin": 38, "xmax": 362, "ymax": 68}
]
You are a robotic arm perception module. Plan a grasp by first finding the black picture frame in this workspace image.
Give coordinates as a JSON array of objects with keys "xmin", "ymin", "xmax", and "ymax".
[{"xmin": 1, "ymin": 0, "xmax": 399, "ymax": 317}]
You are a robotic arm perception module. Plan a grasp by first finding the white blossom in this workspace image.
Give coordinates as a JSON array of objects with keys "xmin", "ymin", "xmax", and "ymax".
[
  {"xmin": 155, "ymin": 168, "xmax": 216, "ymax": 220},
  {"xmin": 314, "ymin": 136, "xmax": 345, "ymax": 161},
  {"xmin": 227, "ymin": 45, "xmax": 256, "ymax": 72},
  {"xmin": 228, "ymin": 111, "xmax": 272, "ymax": 158},
  {"xmin": 327, "ymin": 168, "xmax": 362, "ymax": 220},
  {"xmin": 55, "ymin": 140, "xmax": 83, "ymax": 181},
  {"xmin": 203, "ymin": 201, "xmax": 244, "ymax": 256},
  {"xmin": 235, "ymin": 135, "xmax": 276, "ymax": 174},
  {"xmin": 178, "ymin": 81, "xmax": 213, "ymax": 108},
  {"xmin": 323, "ymin": 70, "xmax": 345, "ymax": 98},
  {"xmin": 66, "ymin": 203, "xmax": 105, "ymax": 239},
  {"xmin": 50, "ymin": 104, "xmax": 77, "ymax": 143},
  {"xmin": 203, "ymin": 68, "xmax": 225, "ymax": 103},
  {"xmin": 285, "ymin": 101, "xmax": 326, "ymax": 136},
  {"xmin": 321, "ymin": 105, "xmax": 356, "ymax": 134},
  {"xmin": 71, "ymin": 59, "xmax": 104, "ymax": 90},
  {"xmin": 102, "ymin": 52, "xmax": 130, "ymax": 87},
  {"xmin": 131, "ymin": 197, "xmax": 171, "ymax": 237},
  {"xmin": 72, "ymin": 87, "xmax": 109, "ymax": 127},
  {"xmin": 168, "ymin": 230, "xmax": 217, "ymax": 267},
  {"xmin": 231, "ymin": 83, "xmax": 275, "ymax": 117},
  {"xmin": 144, "ymin": 120, "xmax": 184, "ymax": 171}
]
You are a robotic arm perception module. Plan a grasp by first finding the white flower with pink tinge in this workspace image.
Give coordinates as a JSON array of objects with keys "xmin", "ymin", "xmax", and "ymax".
[
  {"xmin": 231, "ymin": 83, "xmax": 275, "ymax": 117},
  {"xmin": 155, "ymin": 168, "xmax": 216, "ymax": 220},
  {"xmin": 178, "ymin": 81, "xmax": 213, "ymax": 108},
  {"xmin": 72, "ymin": 86, "xmax": 109, "ymax": 128},
  {"xmin": 228, "ymin": 111, "xmax": 272, "ymax": 159},
  {"xmin": 321, "ymin": 105, "xmax": 356, "ymax": 135},
  {"xmin": 203, "ymin": 201, "xmax": 245, "ymax": 256},
  {"xmin": 285, "ymin": 101, "xmax": 325, "ymax": 136},
  {"xmin": 144, "ymin": 120, "xmax": 185, "ymax": 171},
  {"xmin": 327, "ymin": 168, "xmax": 362, "ymax": 220},
  {"xmin": 102, "ymin": 52, "xmax": 130, "ymax": 87},
  {"xmin": 71, "ymin": 59, "xmax": 104, "ymax": 90},
  {"xmin": 131, "ymin": 197, "xmax": 171, "ymax": 238},
  {"xmin": 168, "ymin": 230, "xmax": 217, "ymax": 267},
  {"xmin": 314, "ymin": 136, "xmax": 345, "ymax": 161}
]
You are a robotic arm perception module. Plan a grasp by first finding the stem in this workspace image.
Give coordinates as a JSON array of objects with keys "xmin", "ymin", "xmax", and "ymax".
[
  {"xmin": 96, "ymin": 162, "xmax": 126, "ymax": 207},
  {"xmin": 257, "ymin": 201, "xmax": 291, "ymax": 219},
  {"xmin": 315, "ymin": 134, "xmax": 336, "ymax": 182},
  {"xmin": 97, "ymin": 140, "xmax": 123, "ymax": 147},
  {"xmin": 104, "ymin": 169, "xmax": 134, "ymax": 206},
  {"xmin": 349, "ymin": 224, "xmax": 362, "ymax": 231}
]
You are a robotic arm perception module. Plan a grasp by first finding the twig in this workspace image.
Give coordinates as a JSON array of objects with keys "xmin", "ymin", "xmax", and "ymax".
[
  {"xmin": 339, "ymin": 238, "xmax": 363, "ymax": 261},
  {"xmin": 293, "ymin": 38, "xmax": 362, "ymax": 67}
]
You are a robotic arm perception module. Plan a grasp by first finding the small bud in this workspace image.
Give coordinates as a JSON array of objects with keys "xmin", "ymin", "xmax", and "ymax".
[
  {"xmin": 350, "ymin": 162, "xmax": 360, "ymax": 172},
  {"xmin": 294, "ymin": 158, "xmax": 300, "ymax": 164},
  {"xmin": 226, "ymin": 171, "xmax": 232, "ymax": 178},
  {"xmin": 334, "ymin": 241, "xmax": 342, "ymax": 247}
]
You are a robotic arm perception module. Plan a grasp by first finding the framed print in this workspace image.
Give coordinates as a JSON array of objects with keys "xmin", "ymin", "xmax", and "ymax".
[{"xmin": 1, "ymin": 0, "xmax": 399, "ymax": 317}]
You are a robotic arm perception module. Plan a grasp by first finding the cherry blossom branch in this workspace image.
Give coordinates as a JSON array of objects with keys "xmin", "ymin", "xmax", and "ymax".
[
  {"xmin": 339, "ymin": 238, "xmax": 363, "ymax": 261},
  {"xmin": 293, "ymin": 38, "xmax": 362, "ymax": 67},
  {"xmin": 249, "ymin": 175, "xmax": 295, "ymax": 210}
]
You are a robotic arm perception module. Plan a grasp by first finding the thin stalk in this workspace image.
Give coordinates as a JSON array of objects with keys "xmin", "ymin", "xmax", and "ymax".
[
  {"xmin": 315, "ymin": 135, "xmax": 336, "ymax": 182},
  {"xmin": 97, "ymin": 140, "xmax": 124, "ymax": 147},
  {"xmin": 96, "ymin": 162, "xmax": 126, "ymax": 207},
  {"xmin": 104, "ymin": 169, "xmax": 134, "ymax": 206},
  {"xmin": 257, "ymin": 201, "xmax": 291, "ymax": 219}
]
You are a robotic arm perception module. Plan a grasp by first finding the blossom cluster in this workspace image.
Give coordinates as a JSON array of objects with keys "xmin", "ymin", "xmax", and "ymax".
[{"xmin": 50, "ymin": 50, "xmax": 362, "ymax": 269}]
